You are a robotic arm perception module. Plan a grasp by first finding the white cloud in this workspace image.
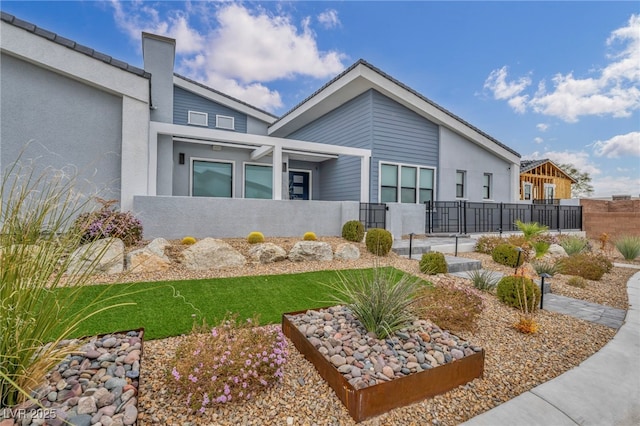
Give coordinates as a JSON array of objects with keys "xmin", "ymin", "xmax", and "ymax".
[
  {"xmin": 593, "ymin": 131, "xmax": 640, "ymax": 158},
  {"xmin": 523, "ymin": 150, "xmax": 601, "ymax": 176},
  {"xmin": 533, "ymin": 137, "xmax": 544, "ymax": 144},
  {"xmin": 318, "ymin": 9, "xmax": 341, "ymax": 29},
  {"xmin": 591, "ymin": 175, "xmax": 640, "ymax": 197},
  {"xmin": 484, "ymin": 14, "xmax": 640, "ymax": 122},
  {"xmin": 536, "ymin": 123, "xmax": 549, "ymax": 132}
]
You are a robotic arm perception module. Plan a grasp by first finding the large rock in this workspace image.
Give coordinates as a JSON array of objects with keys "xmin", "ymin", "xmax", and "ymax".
[
  {"xmin": 547, "ymin": 243, "xmax": 568, "ymax": 257},
  {"xmin": 126, "ymin": 238, "xmax": 171, "ymax": 273},
  {"xmin": 67, "ymin": 238, "xmax": 124, "ymax": 275},
  {"xmin": 248, "ymin": 243, "xmax": 287, "ymax": 264},
  {"xmin": 335, "ymin": 243, "xmax": 360, "ymax": 260},
  {"xmin": 288, "ymin": 241, "xmax": 333, "ymax": 262},
  {"xmin": 181, "ymin": 237, "xmax": 246, "ymax": 270}
]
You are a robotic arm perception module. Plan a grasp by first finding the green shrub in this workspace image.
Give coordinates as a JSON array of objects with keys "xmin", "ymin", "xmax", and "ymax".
[
  {"xmin": 73, "ymin": 199, "xmax": 143, "ymax": 247},
  {"xmin": 567, "ymin": 276, "xmax": 587, "ymax": 288},
  {"xmin": 491, "ymin": 243, "xmax": 525, "ymax": 267},
  {"xmin": 615, "ymin": 235, "xmax": 640, "ymax": 260},
  {"xmin": 515, "ymin": 220, "xmax": 549, "ymax": 241},
  {"xmin": 475, "ymin": 235, "xmax": 503, "ymax": 254},
  {"xmin": 365, "ymin": 228, "xmax": 393, "ymax": 256},
  {"xmin": 497, "ymin": 276, "xmax": 541, "ymax": 311},
  {"xmin": 532, "ymin": 260, "xmax": 559, "ymax": 276},
  {"xmin": 559, "ymin": 235, "xmax": 589, "ymax": 255},
  {"xmin": 181, "ymin": 236, "xmax": 197, "ymax": 245},
  {"xmin": 303, "ymin": 232, "xmax": 317, "ymax": 241},
  {"xmin": 247, "ymin": 231, "xmax": 265, "ymax": 244},
  {"xmin": 324, "ymin": 267, "xmax": 428, "ymax": 339},
  {"xmin": 419, "ymin": 252, "xmax": 448, "ymax": 275},
  {"xmin": 342, "ymin": 220, "xmax": 365, "ymax": 242},
  {"xmin": 467, "ymin": 269, "xmax": 499, "ymax": 292},
  {"xmin": 558, "ymin": 253, "xmax": 612, "ymax": 280}
]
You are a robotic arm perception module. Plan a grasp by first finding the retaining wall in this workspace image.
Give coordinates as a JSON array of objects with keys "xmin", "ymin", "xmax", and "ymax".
[{"xmin": 581, "ymin": 199, "xmax": 640, "ymax": 238}]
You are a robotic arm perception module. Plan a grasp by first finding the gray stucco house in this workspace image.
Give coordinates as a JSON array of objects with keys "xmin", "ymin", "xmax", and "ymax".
[{"xmin": 1, "ymin": 12, "xmax": 521, "ymax": 239}]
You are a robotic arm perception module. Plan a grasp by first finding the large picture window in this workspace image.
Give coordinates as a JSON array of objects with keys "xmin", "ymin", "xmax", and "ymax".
[
  {"xmin": 245, "ymin": 164, "xmax": 273, "ymax": 199},
  {"xmin": 192, "ymin": 160, "xmax": 232, "ymax": 197},
  {"xmin": 380, "ymin": 162, "xmax": 435, "ymax": 203}
]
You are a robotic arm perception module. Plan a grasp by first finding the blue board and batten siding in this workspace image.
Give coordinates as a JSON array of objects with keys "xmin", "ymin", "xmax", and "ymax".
[
  {"xmin": 286, "ymin": 89, "xmax": 439, "ymax": 202},
  {"xmin": 173, "ymin": 86, "xmax": 248, "ymax": 133}
]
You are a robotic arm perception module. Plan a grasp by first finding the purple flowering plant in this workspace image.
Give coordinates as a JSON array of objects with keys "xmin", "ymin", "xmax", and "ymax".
[
  {"xmin": 73, "ymin": 198, "xmax": 143, "ymax": 246},
  {"xmin": 168, "ymin": 313, "xmax": 288, "ymax": 413}
]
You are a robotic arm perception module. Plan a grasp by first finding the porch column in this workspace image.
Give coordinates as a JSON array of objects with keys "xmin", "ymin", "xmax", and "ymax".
[
  {"xmin": 360, "ymin": 154, "xmax": 370, "ymax": 202},
  {"xmin": 510, "ymin": 162, "xmax": 520, "ymax": 202},
  {"xmin": 273, "ymin": 145, "xmax": 282, "ymax": 200}
]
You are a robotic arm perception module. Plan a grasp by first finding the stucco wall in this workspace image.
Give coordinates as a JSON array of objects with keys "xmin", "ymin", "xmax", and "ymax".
[{"xmin": 581, "ymin": 199, "xmax": 640, "ymax": 238}]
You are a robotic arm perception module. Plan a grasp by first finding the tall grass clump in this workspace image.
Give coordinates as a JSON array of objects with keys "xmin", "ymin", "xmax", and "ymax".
[
  {"xmin": 559, "ymin": 235, "xmax": 589, "ymax": 255},
  {"xmin": 324, "ymin": 267, "xmax": 429, "ymax": 339},
  {"xmin": 466, "ymin": 269, "xmax": 499, "ymax": 292},
  {"xmin": 1, "ymin": 158, "xmax": 135, "ymax": 407},
  {"xmin": 615, "ymin": 235, "xmax": 640, "ymax": 260}
]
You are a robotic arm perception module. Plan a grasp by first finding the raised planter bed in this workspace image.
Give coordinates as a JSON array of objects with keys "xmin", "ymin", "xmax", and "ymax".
[{"xmin": 282, "ymin": 310, "xmax": 484, "ymax": 423}]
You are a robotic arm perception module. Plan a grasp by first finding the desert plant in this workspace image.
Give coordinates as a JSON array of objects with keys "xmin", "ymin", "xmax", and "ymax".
[
  {"xmin": 1, "ymin": 158, "xmax": 135, "ymax": 407},
  {"xmin": 419, "ymin": 252, "xmax": 448, "ymax": 275},
  {"xmin": 496, "ymin": 275, "xmax": 541, "ymax": 311},
  {"xmin": 247, "ymin": 231, "xmax": 265, "ymax": 244},
  {"xmin": 532, "ymin": 260, "xmax": 559, "ymax": 276},
  {"xmin": 73, "ymin": 198, "xmax": 143, "ymax": 246},
  {"xmin": 324, "ymin": 267, "xmax": 428, "ymax": 339},
  {"xmin": 168, "ymin": 314, "xmax": 288, "ymax": 412},
  {"xmin": 474, "ymin": 235, "xmax": 503, "ymax": 254},
  {"xmin": 303, "ymin": 232, "xmax": 317, "ymax": 241},
  {"xmin": 365, "ymin": 228, "xmax": 393, "ymax": 256},
  {"xmin": 558, "ymin": 253, "xmax": 612, "ymax": 280},
  {"xmin": 491, "ymin": 243, "xmax": 525, "ymax": 267},
  {"xmin": 614, "ymin": 235, "xmax": 640, "ymax": 260},
  {"xmin": 466, "ymin": 269, "xmax": 499, "ymax": 292},
  {"xmin": 182, "ymin": 236, "xmax": 197, "ymax": 245},
  {"xmin": 599, "ymin": 233, "xmax": 610, "ymax": 251},
  {"xmin": 531, "ymin": 240, "xmax": 551, "ymax": 258},
  {"xmin": 341, "ymin": 220, "xmax": 365, "ymax": 242},
  {"xmin": 567, "ymin": 276, "xmax": 587, "ymax": 288},
  {"xmin": 415, "ymin": 280, "xmax": 484, "ymax": 334},
  {"xmin": 558, "ymin": 235, "xmax": 589, "ymax": 255},
  {"xmin": 515, "ymin": 220, "xmax": 549, "ymax": 243}
]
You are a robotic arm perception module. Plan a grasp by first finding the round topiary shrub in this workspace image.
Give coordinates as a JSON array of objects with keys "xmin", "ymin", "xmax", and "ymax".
[
  {"xmin": 247, "ymin": 231, "xmax": 265, "ymax": 244},
  {"xmin": 496, "ymin": 276, "xmax": 541, "ymax": 310},
  {"xmin": 491, "ymin": 243, "xmax": 525, "ymax": 267},
  {"xmin": 181, "ymin": 236, "xmax": 197, "ymax": 245},
  {"xmin": 342, "ymin": 220, "xmax": 365, "ymax": 242},
  {"xmin": 365, "ymin": 228, "xmax": 393, "ymax": 256},
  {"xmin": 303, "ymin": 232, "xmax": 317, "ymax": 241},
  {"xmin": 419, "ymin": 252, "xmax": 448, "ymax": 275}
]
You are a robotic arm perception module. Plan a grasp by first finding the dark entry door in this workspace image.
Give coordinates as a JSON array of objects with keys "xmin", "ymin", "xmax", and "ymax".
[{"xmin": 289, "ymin": 170, "xmax": 310, "ymax": 200}]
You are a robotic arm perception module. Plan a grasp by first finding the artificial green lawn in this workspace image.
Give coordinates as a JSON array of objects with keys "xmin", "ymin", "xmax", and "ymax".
[{"xmin": 56, "ymin": 269, "xmax": 377, "ymax": 340}]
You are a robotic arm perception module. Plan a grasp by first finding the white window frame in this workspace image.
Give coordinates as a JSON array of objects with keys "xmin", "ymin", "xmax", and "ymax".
[
  {"xmin": 522, "ymin": 182, "xmax": 533, "ymax": 200},
  {"xmin": 378, "ymin": 161, "xmax": 437, "ymax": 204},
  {"xmin": 288, "ymin": 168, "xmax": 312, "ymax": 200},
  {"xmin": 243, "ymin": 162, "xmax": 273, "ymax": 199},
  {"xmin": 456, "ymin": 170, "xmax": 466, "ymax": 199},
  {"xmin": 215, "ymin": 114, "xmax": 235, "ymax": 130},
  {"xmin": 483, "ymin": 173, "xmax": 492, "ymax": 200},
  {"xmin": 187, "ymin": 111, "xmax": 208, "ymax": 127},
  {"xmin": 544, "ymin": 183, "xmax": 556, "ymax": 200},
  {"xmin": 189, "ymin": 157, "xmax": 235, "ymax": 197}
]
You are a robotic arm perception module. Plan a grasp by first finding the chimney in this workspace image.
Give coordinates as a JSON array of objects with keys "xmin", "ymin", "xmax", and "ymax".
[{"xmin": 142, "ymin": 32, "xmax": 176, "ymax": 123}]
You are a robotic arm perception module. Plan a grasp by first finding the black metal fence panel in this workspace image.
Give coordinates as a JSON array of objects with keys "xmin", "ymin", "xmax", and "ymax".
[
  {"xmin": 426, "ymin": 201, "xmax": 582, "ymax": 234},
  {"xmin": 359, "ymin": 203, "xmax": 387, "ymax": 230}
]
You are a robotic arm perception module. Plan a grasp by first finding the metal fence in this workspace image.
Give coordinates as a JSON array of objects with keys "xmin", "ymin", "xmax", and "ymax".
[
  {"xmin": 425, "ymin": 201, "xmax": 582, "ymax": 234},
  {"xmin": 359, "ymin": 203, "xmax": 387, "ymax": 230}
]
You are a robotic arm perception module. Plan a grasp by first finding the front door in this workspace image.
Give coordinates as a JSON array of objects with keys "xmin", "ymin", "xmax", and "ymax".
[{"xmin": 289, "ymin": 170, "xmax": 310, "ymax": 200}]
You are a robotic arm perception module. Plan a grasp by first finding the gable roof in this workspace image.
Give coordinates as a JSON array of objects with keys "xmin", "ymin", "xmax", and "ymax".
[
  {"xmin": 1, "ymin": 11, "xmax": 150, "ymax": 79},
  {"xmin": 520, "ymin": 159, "xmax": 577, "ymax": 183},
  {"xmin": 269, "ymin": 59, "xmax": 520, "ymax": 162},
  {"xmin": 174, "ymin": 73, "xmax": 278, "ymax": 124}
]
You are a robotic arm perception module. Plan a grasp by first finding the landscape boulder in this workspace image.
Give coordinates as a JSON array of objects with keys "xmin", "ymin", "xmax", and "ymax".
[
  {"xmin": 334, "ymin": 243, "xmax": 360, "ymax": 260},
  {"xmin": 181, "ymin": 238, "xmax": 246, "ymax": 270},
  {"xmin": 288, "ymin": 241, "xmax": 333, "ymax": 262},
  {"xmin": 126, "ymin": 238, "xmax": 172, "ymax": 273},
  {"xmin": 248, "ymin": 243, "xmax": 287, "ymax": 264},
  {"xmin": 67, "ymin": 238, "xmax": 124, "ymax": 275}
]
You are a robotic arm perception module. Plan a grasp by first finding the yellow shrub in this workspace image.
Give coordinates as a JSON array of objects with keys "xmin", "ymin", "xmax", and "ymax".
[
  {"xmin": 247, "ymin": 231, "xmax": 265, "ymax": 244},
  {"xmin": 181, "ymin": 236, "xmax": 197, "ymax": 245},
  {"xmin": 303, "ymin": 232, "xmax": 317, "ymax": 241}
]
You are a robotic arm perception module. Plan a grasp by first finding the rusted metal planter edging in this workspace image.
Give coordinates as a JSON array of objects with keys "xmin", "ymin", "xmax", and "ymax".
[{"xmin": 283, "ymin": 310, "xmax": 484, "ymax": 423}]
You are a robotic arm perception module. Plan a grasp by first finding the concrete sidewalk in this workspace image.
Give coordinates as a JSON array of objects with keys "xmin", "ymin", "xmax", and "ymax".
[{"xmin": 461, "ymin": 270, "xmax": 640, "ymax": 426}]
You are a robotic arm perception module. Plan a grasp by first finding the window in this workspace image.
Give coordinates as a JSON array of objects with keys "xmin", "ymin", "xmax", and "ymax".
[
  {"xmin": 188, "ymin": 111, "xmax": 208, "ymax": 127},
  {"xmin": 483, "ymin": 173, "xmax": 492, "ymax": 199},
  {"xmin": 245, "ymin": 164, "xmax": 273, "ymax": 199},
  {"xmin": 192, "ymin": 160, "xmax": 232, "ymax": 197},
  {"xmin": 523, "ymin": 182, "xmax": 532, "ymax": 200},
  {"xmin": 216, "ymin": 115, "xmax": 235, "ymax": 130},
  {"xmin": 456, "ymin": 170, "xmax": 465, "ymax": 198},
  {"xmin": 544, "ymin": 183, "xmax": 555, "ymax": 200},
  {"xmin": 380, "ymin": 162, "xmax": 435, "ymax": 203}
]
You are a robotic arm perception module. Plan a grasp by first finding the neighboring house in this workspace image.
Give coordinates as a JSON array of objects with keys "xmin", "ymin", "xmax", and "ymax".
[
  {"xmin": 1, "ymin": 12, "xmax": 522, "ymax": 239},
  {"xmin": 519, "ymin": 159, "xmax": 576, "ymax": 201}
]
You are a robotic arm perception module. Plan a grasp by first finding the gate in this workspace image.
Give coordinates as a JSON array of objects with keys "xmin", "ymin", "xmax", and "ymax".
[{"xmin": 359, "ymin": 203, "xmax": 387, "ymax": 230}]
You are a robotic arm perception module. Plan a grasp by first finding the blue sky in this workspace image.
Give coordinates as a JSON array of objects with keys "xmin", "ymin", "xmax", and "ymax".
[{"xmin": 3, "ymin": 1, "xmax": 639, "ymax": 197}]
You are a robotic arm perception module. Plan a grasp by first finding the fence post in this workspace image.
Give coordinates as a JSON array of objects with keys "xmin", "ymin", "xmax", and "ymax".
[
  {"xmin": 499, "ymin": 202, "xmax": 504, "ymax": 233},
  {"xmin": 461, "ymin": 201, "xmax": 466, "ymax": 234},
  {"xmin": 556, "ymin": 204, "xmax": 561, "ymax": 233}
]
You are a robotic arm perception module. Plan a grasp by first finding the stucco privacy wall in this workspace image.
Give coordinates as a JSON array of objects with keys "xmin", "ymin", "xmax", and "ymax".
[
  {"xmin": 581, "ymin": 199, "xmax": 640, "ymax": 239},
  {"xmin": 0, "ymin": 18, "xmax": 150, "ymax": 211},
  {"xmin": 386, "ymin": 203, "xmax": 426, "ymax": 238},
  {"xmin": 134, "ymin": 196, "xmax": 360, "ymax": 239}
]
